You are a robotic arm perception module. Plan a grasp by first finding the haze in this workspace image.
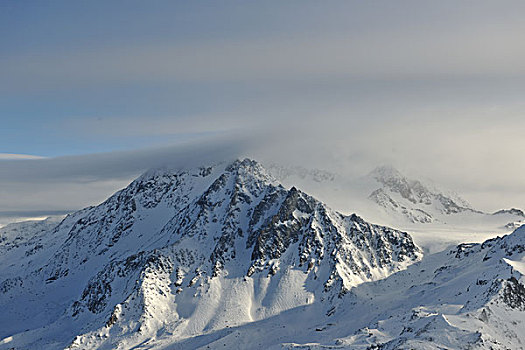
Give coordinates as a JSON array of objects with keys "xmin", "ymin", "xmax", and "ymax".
[{"xmin": 1, "ymin": 1, "xmax": 524, "ymax": 222}]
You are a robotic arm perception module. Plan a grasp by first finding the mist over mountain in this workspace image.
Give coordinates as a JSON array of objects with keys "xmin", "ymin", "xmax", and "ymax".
[{"xmin": 265, "ymin": 162, "xmax": 524, "ymax": 252}]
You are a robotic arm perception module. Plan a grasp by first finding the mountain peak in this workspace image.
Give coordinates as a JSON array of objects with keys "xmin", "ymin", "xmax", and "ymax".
[
  {"xmin": 0, "ymin": 157, "xmax": 424, "ymax": 349},
  {"xmin": 136, "ymin": 158, "xmax": 272, "ymax": 182},
  {"xmin": 369, "ymin": 164, "xmax": 405, "ymax": 181},
  {"xmin": 3, "ymin": 157, "xmax": 524, "ymax": 349},
  {"xmin": 367, "ymin": 164, "xmax": 474, "ymax": 222},
  {"xmin": 225, "ymin": 158, "xmax": 277, "ymax": 183}
]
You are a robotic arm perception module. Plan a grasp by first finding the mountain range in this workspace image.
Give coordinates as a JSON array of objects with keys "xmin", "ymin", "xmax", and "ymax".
[
  {"xmin": 0, "ymin": 159, "xmax": 524, "ymax": 349},
  {"xmin": 268, "ymin": 163, "xmax": 525, "ymax": 252}
]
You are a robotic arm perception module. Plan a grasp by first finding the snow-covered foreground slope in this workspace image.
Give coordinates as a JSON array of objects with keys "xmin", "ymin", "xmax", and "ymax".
[
  {"xmin": 0, "ymin": 159, "xmax": 422, "ymax": 350},
  {"xmin": 171, "ymin": 226, "xmax": 525, "ymax": 350}
]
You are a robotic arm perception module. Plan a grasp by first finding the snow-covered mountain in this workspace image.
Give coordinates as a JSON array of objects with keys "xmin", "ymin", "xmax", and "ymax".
[
  {"xmin": 0, "ymin": 215, "xmax": 64, "ymax": 254},
  {"xmin": 332, "ymin": 225, "xmax": 525, "ymax": 349},
  {"xmin": 267, "ymin": 163, "xmax": 504, "ymax": 224},
  {"xmin": 367, "ymin": 165, "xmax": 476, "ymax": 224},
  {"xmin": 266, "ymin": 163, "xmax": 525, "ymax": 252},
  {"xmin": 0, "ymin": 159, "xmax": 422, "ymax": 349},
  {"xmin": 2, "ymin": 159, "xmax": 524, "ymax": 349}
]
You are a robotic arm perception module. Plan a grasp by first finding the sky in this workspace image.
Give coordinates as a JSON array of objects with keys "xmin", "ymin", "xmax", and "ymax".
[{"xmin": 1, "ymin": 0, "xmax": 525, "ymax": 219}]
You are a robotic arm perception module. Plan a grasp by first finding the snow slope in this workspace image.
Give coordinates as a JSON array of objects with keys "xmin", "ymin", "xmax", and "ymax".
[{"xmin": 162, "ymin": 226, "xmax": 525, "ymax": 350}]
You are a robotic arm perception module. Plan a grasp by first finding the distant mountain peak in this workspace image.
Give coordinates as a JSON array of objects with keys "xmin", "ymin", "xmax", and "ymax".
[
  {"xmin": 367, "ymin": 165, "xmax": 475, "ymax": 223},
  {"xmin": 369, "ymin": 164, "xmax": 405, "ymax": 181}
]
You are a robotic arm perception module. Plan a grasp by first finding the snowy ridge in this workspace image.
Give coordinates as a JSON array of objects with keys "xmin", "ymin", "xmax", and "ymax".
[
  {"xmin": 331, "ymin": 226, "xmax": 525, "ymax": 349},
  {"xmin": 0, "ymin": 216, "xmax": 64, "ymax": 265},
  {"xmin": 0, "ymin": 159, "xmax": 422, "ymax": 350},
  {"xmin": 368, "ymin": 165, "xmax": 476, "ymax": 223}
]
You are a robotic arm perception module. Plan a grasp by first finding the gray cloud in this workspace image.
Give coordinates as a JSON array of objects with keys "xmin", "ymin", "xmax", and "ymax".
[
  {"xmin": 0, "ymin": 153, "xmax": 45, "ymax": 160},
  {"xmin": 0, "ymin": 136, "xmax": 248, "ymax": 214},
  {"xmin": 1, "ymin": 113, "xmax": 525, "ymax": 221},
  {"xmin": 3, "ymin": 4, "xmax": 525, "ymax": 93}
]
